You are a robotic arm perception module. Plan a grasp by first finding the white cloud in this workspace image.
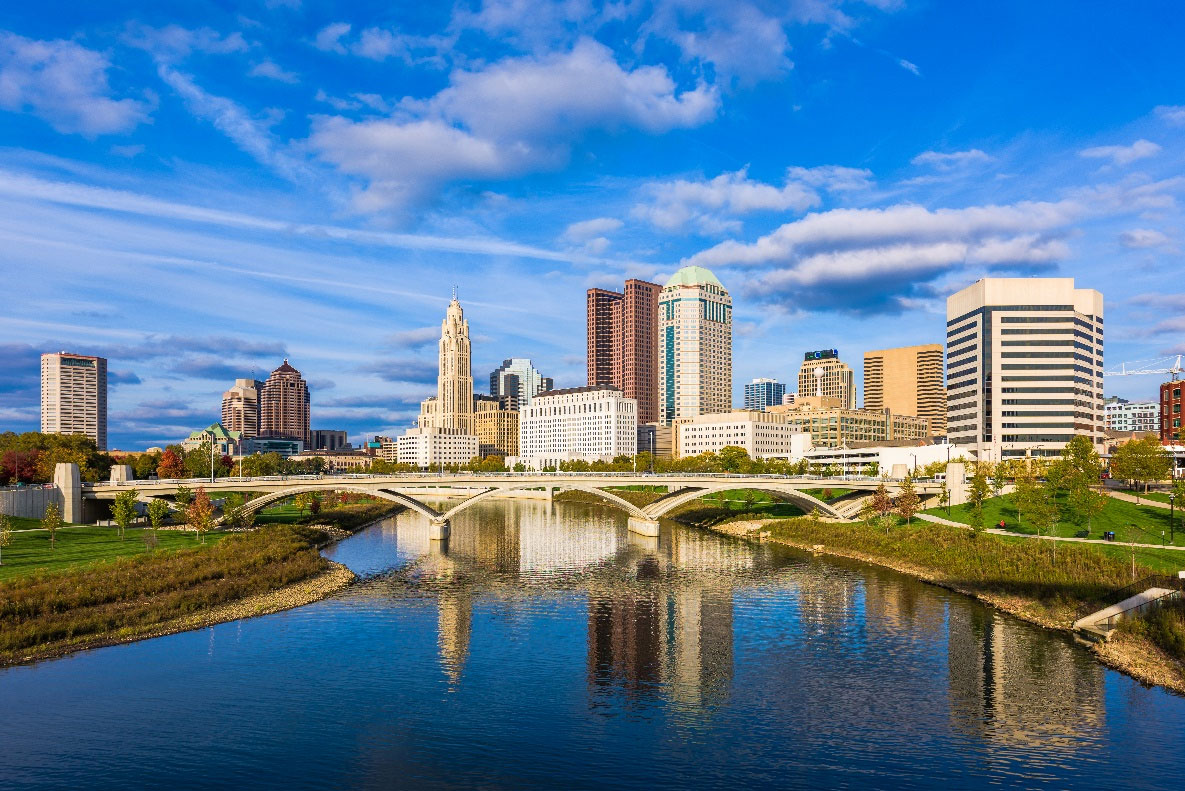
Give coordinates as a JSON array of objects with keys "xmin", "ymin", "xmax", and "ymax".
[
  {"xmin": 249, "ymin": 59, "xmax": 298, "ymax": 83},
  {"xmin": 911, "ymin": 148, "xmax": 993, "ymax": 169},
  {"xmin": 123, "ymin": 24, "xmax": 249, "ymax": 60},
  {"xmin": 309, "ymin": 38, "xmax": 718, "ymax": 209},
  {"xmin": 563, "ymin": 217, "xmax": 622, "ymax": 241},
  {"xmin": 0, "ymin": 32, "xmax": 151, "ymax": 136},
  {"xmin": 632, "ymin": 164, "xmax": 870, "ymax": 233},
  {"xmin": 1119, "ymin": 228, "xmax": 1174, "ymax": 249},
  {"xmin": 314, "ymin": 89, "xmax": 360, "ymax": 111},
  {"xmin": 1079, "ymin": 138, "xmax": 1161, "ymax": 166},
  {"xmin": 1155, "ymin": 105, "xmax": 1185, "ymax": 126},
  {"xmin": 896, "ymin": 57, "xmax": 920, "ymax": 75},
  {"xmin": 313, "ymin": 22, "xmax": 351, "ymax": 54}
]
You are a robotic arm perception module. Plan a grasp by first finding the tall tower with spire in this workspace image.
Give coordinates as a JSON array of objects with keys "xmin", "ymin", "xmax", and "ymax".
[{"xmin": 419, "ymin": 295, "xmax": 474, "ymax": 434}]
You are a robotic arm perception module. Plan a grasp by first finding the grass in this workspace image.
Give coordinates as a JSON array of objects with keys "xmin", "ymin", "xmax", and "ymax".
[
  {"xmin": 0, "ymin": 524, "xmax": 329, "ymax": 665},
  {"xmin": 1118, "ymin": 598, "xmax": 1185, "ymax": 662},
  {"xmin": 761, "ymin": 516, "xmax": 1156, "ymax": 622},
  {"xmin": 0, "ymin": 526, "xmax": 227, "ymax": 582},
  {"xmin": 801, "ymin": 488, "xmax": 855, "ymax": 502},
  {"xmin": 1117, "ymin": 488, "xmax": 1173, "ymax": 505},
  {"xmin": 924, "ymin": 493, "xmax": 1185, "ymax": 546},
  {"xmin": 254, "ymin": 499, "xmax": 401, "ymax": 529}
]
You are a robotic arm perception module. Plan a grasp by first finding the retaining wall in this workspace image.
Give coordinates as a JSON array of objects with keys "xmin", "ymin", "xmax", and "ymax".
[{"xmin": 0, "ymin": 486, "xmax": 63, "ymax": 520}]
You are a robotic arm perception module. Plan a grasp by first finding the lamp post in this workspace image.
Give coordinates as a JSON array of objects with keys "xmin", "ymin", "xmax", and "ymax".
[{"xmin": 1171, "ymin": 492, "xmax": 1176, "ymax": 543}]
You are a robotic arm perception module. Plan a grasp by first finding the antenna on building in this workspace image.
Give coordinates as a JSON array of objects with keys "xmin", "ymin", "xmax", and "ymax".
[{"xmin": 451, "ymin": 285, "xmax": 458, "ymax": 301}]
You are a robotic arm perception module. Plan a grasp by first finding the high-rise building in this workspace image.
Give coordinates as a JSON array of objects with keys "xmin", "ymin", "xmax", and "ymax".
[
  {"xmin": 310, "ymin": 429, "xmax": 349, "ymax": 451},
  {"xmin": 586, "ymin": 279, "xmax": 661, "ymax": 424},
  {"xmin": 658, "ymin": 266, "xmax": 732, "ymax": 425},
  {"xmin": 40, "ymin": 352, "xmax": 107, "ymax": 450},
  {"xmin": 797, "ymin": 350, "xmax": 856, "ymax": 409},
  {"xmin": 260, "ymin": 359, "xmax": 311, "ymax": 444},
  {"xmin": 489, "ymin": 358, "xmax": 552, "ymax": 411},
  {"xmin": 743, "ymin": 378, "xmax": 786, "ymax": 410},
  {"xmin": 863, "ymin": 344, "xmax": 947, "ymax": 436},
  {"xmin": 474, "ymin": 395, "xmax": 519, "ymax": 458},
  {"xmin": 419, "ymin": 296, "xmax": 474, "ymax": 434},
  {"xmin": 222, "ymin": 378, "xmax": 262, "ymax": 438},
  {"xmin": 946, "ymin": 277, "xmax": 1104, "ymax": 461}
]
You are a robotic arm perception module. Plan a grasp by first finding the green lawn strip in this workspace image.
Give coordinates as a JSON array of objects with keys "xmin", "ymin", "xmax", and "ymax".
[
  {"xmin": 0, "ymin": 525, "xmax": 329, "ymax": 664},
  {"xmin": 801, "ymin": 488, "xmax": 856, "ymax": 502},
  {"xmin": 760, "ymin": 517, "xmax": 1154, "ymax": 621},
  {"xmin": 923, "ymin": 494, "xmax": 1185, "ymax": 547},
  {"xmin": 1116, "ymin": 489, "xmax": 1172, "ymax": 505},
  {"xmin": 254, "ymin": 501, "xmax": 399, "ymax": 530},
  {"xmin": 0, "ymin": 526, "xmax": 226, "ymax": 582}
]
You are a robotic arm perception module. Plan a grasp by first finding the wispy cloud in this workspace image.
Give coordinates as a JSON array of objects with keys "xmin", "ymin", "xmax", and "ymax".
[{"xmin": 1079, "ymin": 139, "xmax": 1161, "ymax": 166}]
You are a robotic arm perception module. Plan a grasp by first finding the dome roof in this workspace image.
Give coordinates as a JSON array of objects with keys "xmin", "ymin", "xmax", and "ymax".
[{"xmin": 664, "ymin": 265, "xmax": 723, "ymax": 288}]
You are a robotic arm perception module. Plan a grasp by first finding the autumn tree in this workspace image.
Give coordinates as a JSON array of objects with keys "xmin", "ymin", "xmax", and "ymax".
[
  {"xmin": 1111, "ymin": 436, "xmax": 1172, "ymax": 496},
  {"xmin": 938, "ymin": 480, "xmax": 950, "ymax": 517},
  {"xmin": 293, "ymin": 493, "xmax": 312, "ymax": 518},
  {"xmin": 895, "ymin": 476, "xmax": 921, "ymax": 525},
  {"xmin": 309, "ymin": 492, "xmax": 322, "ymax": 516},
  {"xmin": 174, "ymin": 485, "xmax": 193, "ymax": 508},
  {"xmin": 112, "ymin": 488, "xmax": 139, "ymax": 541},
  {"xmin": 967, "ymin": 465, "xmax": 991, "ymax": 531},
  {"xmin": 0, "ymin": 513, "xmax": 11, "ymax": 565},
  {"xmin": 42, "ymin": 501, "xmax": 63, "ymax": 551},
  {"xmin": 187, "ymin": 487, "xmax": 215, "ymax": 542},
  {"xmin": 157, "ymin": 448, "xmax": 185, "ymax": 479}
]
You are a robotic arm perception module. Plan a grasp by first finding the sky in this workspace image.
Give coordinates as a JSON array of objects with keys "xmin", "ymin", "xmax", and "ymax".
[{"xmin": 0, "ymin": 0, "xmax": 1183, "ymax": 450}]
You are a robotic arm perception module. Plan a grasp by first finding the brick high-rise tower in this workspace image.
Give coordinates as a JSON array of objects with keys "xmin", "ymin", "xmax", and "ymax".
[
  {"xmin": 260, "ymin": 360, "xmax": 311, "ymax": 444},
  {"xmin": 586, "ymin": 278, "xmax": 660, "ymax": 424}
]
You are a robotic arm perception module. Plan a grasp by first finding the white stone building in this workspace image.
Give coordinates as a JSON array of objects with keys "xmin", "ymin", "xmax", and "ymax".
[
  {"xmin": 801, "ymin": 444, "xmax": 971, "ymax": 476},
  {"xmin": 397, "ymin": 428, "xmax": 479, "ymax": 468},
  {"xmin": 675, "ymin": 410, "xmax": 812, "ymax": 460},
  {"xmin": 659, "ymin": 266, "xmax": 732, "ymax": 425},
  {"xmin": 41, "ymin": 352, "xmax": 107, "ymax": 450},
  {"xmin": 1104, "ymin": 399, "xmax": 1158, "ymax": 433},
  {"xmin": 518, "ymin": 386, "xmax": 637, "ymax": 468}
]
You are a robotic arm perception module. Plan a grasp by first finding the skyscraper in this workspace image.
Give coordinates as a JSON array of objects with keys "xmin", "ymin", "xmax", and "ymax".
[
  {"xmin": 419, "ymin": 295, "xmax": 475, "ymax": 434},
  {"xmin": 658, "ymin": 266, "xmax": 732, "ymax": 424},
  {"xmin": 489, "ymin": 358, "xmax": 552, "ymax": 411},
  {"xmin": 586, "ymin": 278, "xmax": 661, "ymax": 424},
  {"xmin": 743, "ymin": 378, "xmax": 786, "ymax": 410},
  {"xmin": 222, "ymin": 378, "xmax": 262, "ymax": 438},
  {"xmin": 260, "ymin": 360, "xmax": 311, "ymax": 444},
  {"xmin": 41, "ymin": 352, "xmax": 107, "ymax": 450},
  {"xmin": 863, "ymin": 345, "xmax": 947, "ymax": 436},
  {"xmin": 946, "ymin": 277, "xmax": 1104, "ymax": 461},
  {"xmin": 797, "ymin": 350, "xmax": 856, "ymax": 409}
]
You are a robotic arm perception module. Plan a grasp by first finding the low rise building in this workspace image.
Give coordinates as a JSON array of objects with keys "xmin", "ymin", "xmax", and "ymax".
[
  {"xmin": 801, "ymin": 443, "xmax": 970, "ymax": 476},
  {"xmin": 397, "ymin": 428, "xmax": 479, "ymax": 468},
  {"xmin": 182, "ymin": 423, "xmax": 242, "ymax": 456},
  {"xmin": 241, "ymin": 436, "xmax": 304, "ymax": 456},
  {"xmin": 1104, "ymin": 398, "xmax": 1157, "ymax": 434},
  {"xmin": 637, "ymin": 423, "xmax": 673, "ymax": 459},
  {"xmin": 674, "ymin": 410, "xmax": 811, "ymax": 460},
  {"xmin": 767, "ymin": 397, "xmax": 930, "ymax": 448},
  {"xmin": 287, "ymin": 449, "xmax": 372, "ymax": 471},
  {"xmin": 518, "ymin": 386, "xmax": 637, "ymax": 469},
  {"xmin": 1160, "ymin": 382, "xmax": 1185, "ymax": 444}
]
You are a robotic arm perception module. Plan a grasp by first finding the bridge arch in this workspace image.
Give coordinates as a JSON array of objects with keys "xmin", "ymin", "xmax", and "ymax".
[
  {"xmin": 641, "ymin": 482, "xmax": 844, "ymax": 521},
  {"xmin": 234, "ymin": 485, "xmax": 443, "ymax": 523},
  {"xmin": 436, "ymin": 482, "xmax": 649, "ymax": 522}
]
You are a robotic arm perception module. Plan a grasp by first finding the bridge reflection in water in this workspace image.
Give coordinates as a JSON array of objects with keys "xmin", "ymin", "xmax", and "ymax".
[{"xmin": 343, "ymin": 498, "xmax": 1107, "ymax": 751}]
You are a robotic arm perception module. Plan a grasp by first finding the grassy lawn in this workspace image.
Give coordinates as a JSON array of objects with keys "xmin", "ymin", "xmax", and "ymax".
[
  {"xmin": 1117, "ymin": 489, "xmax": 1173, "ymax": 505},
  {"xmin": 801, "ymin": 488, "xmax": 855, "ymax": 502},
  {"xmin": 924, "ymin": 494, "xmax": 1185, "ymax": 547},
  {"xmin": 0, "ymin": 526, "xmax": 226, "ymax": 582}
]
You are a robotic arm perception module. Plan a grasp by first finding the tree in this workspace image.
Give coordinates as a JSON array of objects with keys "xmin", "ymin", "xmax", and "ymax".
[
  {"xmin": 309, "ymin": 492, "xmax": 322, "ymax": 516},
  {"xmin": 293, "ymin": 493, "xmax": 312, "ymax": 518},
  {"xmin": 1011, "ymin": 466, "xmax": 1041, "ymax": 532},
  {"xmin": 938, "ymin": 480, "xmax": 951, "ymax": 517},
  {"xmin": 112, "ymin": 488, "xmax": 139, "ymax": 541},
  {"xmin": 895, "ymin": 476, "xmax": 921, "ymax": 525},
  {"xmin": 862, "ymin": 462, "xmax": 879, "ymax": 477},
  {"xmin": 222, "ymin": 493, "xmax": 255, "ymax": 530},
  {"xmin": 146, "ymin": 498, "xmax": 170, "ymax": 538},
  {"xmin": 967, "ymin": 465, "xmax": 990, "ymax": 532},
  {"xmin": 187, "ymin": 487, "xmax": 215, "ymax": 542},
  {"xmin": 1111, "ymin": 436, "xmax": 1171, "ymax": 496},
  {"xmin": 868, "ymin": 482, "xmax": 894, "ymax": 533},
  {"xmin": 1027, "ymin": 481, "xmax": 1061, "ymax": 560},
  {"xmin": 157, "ymin": 448, "xmax": 185, "ymax": 479},
  {"xmin": 42, "ymin": 501, "xmax": 63, "ymax": 551},
  {"xmin": 0, "ymin": 513, "xmax": 11, "ymax": 565},
  {"xmin": 174, "ymin": 485, "xmax": 193, "ymax": 508}
]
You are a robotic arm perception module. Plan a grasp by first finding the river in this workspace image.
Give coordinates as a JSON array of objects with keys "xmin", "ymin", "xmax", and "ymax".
[{"xmin": 2, "ymin": 499, "xmax": 1184, "ymax": 789}]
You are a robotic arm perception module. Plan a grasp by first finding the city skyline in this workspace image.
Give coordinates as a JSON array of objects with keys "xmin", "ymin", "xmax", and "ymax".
[{"xmin": 1, "ymin": 2, "xmax": 1183, "ymax": 448}]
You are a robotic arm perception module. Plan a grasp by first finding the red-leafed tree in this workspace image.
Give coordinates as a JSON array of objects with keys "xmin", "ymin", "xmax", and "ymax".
[{"xmin": 158, "ymin": 448, "xmax": 185, "ymax": 479}]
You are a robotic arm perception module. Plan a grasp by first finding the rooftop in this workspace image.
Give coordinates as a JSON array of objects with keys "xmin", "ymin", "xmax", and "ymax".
[{"xmin": 664, "ymin": 265, "xmax": 723, "ymax": 289}]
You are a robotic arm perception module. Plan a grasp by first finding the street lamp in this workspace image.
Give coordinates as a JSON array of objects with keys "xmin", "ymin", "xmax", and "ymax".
[{"xmin": 1171, "ymin": 492, "xmax": 1176, "ymax": 543}]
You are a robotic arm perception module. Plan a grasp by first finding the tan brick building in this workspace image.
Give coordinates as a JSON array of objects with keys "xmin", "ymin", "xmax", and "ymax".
[{"xmin": 863, "ymin": 344, "xmax": 946, "ymax": 436}]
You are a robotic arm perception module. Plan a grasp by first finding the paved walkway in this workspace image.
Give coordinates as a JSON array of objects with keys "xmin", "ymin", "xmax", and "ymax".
[
  {"xmin": 1105, "ymin": 488, "xmax": 1171, "ymax": 509},
  {"xmin": 915, "ymin": 512, "xmax": 1185, "ymax": 552}
]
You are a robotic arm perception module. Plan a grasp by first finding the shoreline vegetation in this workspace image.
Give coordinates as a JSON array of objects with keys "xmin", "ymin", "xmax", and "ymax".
[{"xmin": 0, "ymin": 501, "xmax": 399, "ymax": 668}]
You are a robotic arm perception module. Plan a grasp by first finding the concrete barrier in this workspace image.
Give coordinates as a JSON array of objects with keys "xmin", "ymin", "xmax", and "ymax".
[{"xmin": 0, "ymin": 486, "xmax": 63, "ymax": 520}]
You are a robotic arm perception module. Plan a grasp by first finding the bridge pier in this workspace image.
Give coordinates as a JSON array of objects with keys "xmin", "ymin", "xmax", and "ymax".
[
  {"xmin": 429, "ymin": 518, "xmax": 450, "ymax": 541},
  {"xmin": 627, "ymin": 516, "xmax": 660, "ymax": 537}
]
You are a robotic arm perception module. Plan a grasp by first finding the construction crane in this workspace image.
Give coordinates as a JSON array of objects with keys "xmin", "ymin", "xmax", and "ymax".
[{"xmin": 1103, "ymin": 355, "xmax": 1185, "ymax": 380}]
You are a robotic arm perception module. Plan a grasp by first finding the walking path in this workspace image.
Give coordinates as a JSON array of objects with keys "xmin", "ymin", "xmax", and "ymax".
[
  {"xmin": 1105, "ymin": 489, "xmax": 1171, "ymax": 509},
  {"xmin": 915, "ymin": 512, "xmax": 1185, "ymax": 552}
]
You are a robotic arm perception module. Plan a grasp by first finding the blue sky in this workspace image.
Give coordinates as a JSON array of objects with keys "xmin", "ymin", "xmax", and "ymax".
[{"xmin": 0, "ymin": 0, "xmax": 1183, "ymax": 450}]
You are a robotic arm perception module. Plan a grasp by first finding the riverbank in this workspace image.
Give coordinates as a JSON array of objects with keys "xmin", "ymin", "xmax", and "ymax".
[
  {"xmin": 692, "ymin": 515, "xmax": 1185, "ymax": 695},
  {"xmin": 0, "ymin": 503, "xmax": 399, "ymax": 668}
]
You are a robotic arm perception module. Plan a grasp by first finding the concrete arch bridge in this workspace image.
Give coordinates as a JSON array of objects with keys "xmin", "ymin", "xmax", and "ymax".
[{"xmin": 77, "ymin": 467, "xmax": 967, "ymax": 540}]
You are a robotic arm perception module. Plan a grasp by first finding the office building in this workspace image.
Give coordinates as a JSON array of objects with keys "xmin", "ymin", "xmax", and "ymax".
[
  {"xmin": 767, "ymin": 398, "xmax": 929, "ymax": 448},
  {"xmin": 675, "ymin": 410, "xmax": 811, "ymax": 460},
  {"xmin": 801, "ymin": 444, "xmax": 970, "ymax": 476},
  {"xmin": 260, "ymin": 359, "xmax": 311, "ymax": 444},
  {"xmin": 419, "ymin": 295, "xmax": 475, "ymax": 435},
  {"xmin": 41, "ymin": 352, "xmax": 108, "ymax": 450},
  {"xmin": 798, "ymin": 350, "xmax": 856, "ymax": 409},
  {"xmin": 182, "ymin": 423, "xmax": 242, "ymax": 456},
  {"xmin": 863, "ymin": 344, "xmax": 946, "ymax": 436},
  {"xmin": 518, "ymin": 386, "xmax": 637, "ymax": 468},
  {"xmin": 586, "ymin": 278, "xmax": 662, "ymax": 424},
  {"xmin": 744, "ymin": 378, "xmax": 786, "ymax": 410},
  {"xmin": 288, "ymin": 449, "xmax": 371, "ymax": 471},
  {"xmin": 659, "ymin": 266, "xmax": 732, "ymax": 425},
  {"xmin": 637, "ymin": 423, "xmax": 673, "ymax": 459},
  {"xmin": 310, "ymin": 429, "xmax": 349, "ymax": 452},
  {"xmin": 241, "ymin": 437, "xmax": 304, "ymax": 456},
  {"xmin": 474, "ymin": 395, "xmax": 519, "ymax": 458},
  {"xmin": 397, "ymin": 428, "xmax": 479, "ymax": 467},
  {"xmin": 1102, "ymin": 398, "xmax": 1157, "ymax": 434},
  {"xmin": 222, "ymin": 378, "xmax": 262, "ymax": 438},
  {"xmin": 946, "ymin": 277, "xmax": 1104, "ymax": 461},
  {"xmin": 489, "ymin": 358, "xmax": 552, "ymax": 410},
  {"xmin": 1160, "ymin": 383, "xmax": 1185, "ymax": 443}
]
